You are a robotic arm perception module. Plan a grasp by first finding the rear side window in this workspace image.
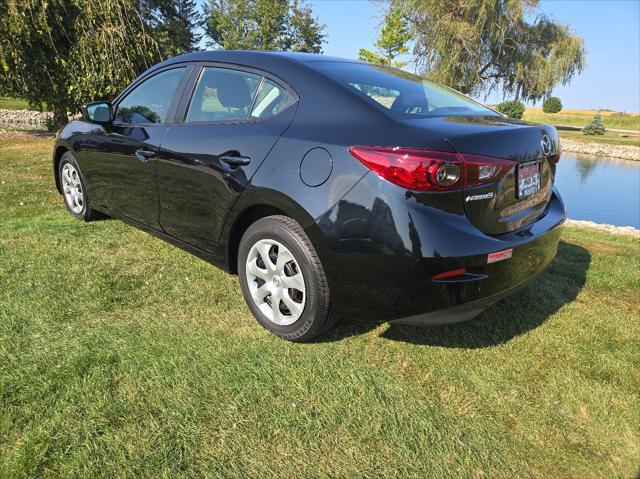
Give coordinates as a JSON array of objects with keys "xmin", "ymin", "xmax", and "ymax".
[
  {"xmin": 186, "ymin": 67, "xmax": 261, "ymax": 122},
  {"xmin": 250, "ymin": 79, "xmax": 296, "ymax": 119},
  {"xmin": 115, "ymin": 68, "xmax": 186, "ymax": 124},
  {"xmin": 313, "ymin": 62, "xmax": 498, "ymax": 119}
]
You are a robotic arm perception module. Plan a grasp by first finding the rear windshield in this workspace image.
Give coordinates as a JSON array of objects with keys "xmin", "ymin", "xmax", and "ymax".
[{"xmin": 313, "ymin": 62, "xmax": 499, "ymax": 119}]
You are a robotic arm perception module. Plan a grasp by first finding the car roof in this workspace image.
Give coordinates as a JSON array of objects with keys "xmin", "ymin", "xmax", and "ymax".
[{"xmin": 159, "ymin": 50, "xmax": 359, "ymax": 67}]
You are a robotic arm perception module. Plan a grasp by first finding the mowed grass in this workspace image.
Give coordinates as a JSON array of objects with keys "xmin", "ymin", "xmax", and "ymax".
[
  {"xmin": 523, "ymin": 108, "xmax": 640, "ymax": 131},
  {"xmin": 558, "ymin": 129, "xmax": 640, "ymax": 147},
  {"xmin": 0, "ymin": 97, "xmax": 35, "ymax": 111},
  {"xmin": 1, "ymin": 133, "xmax": 639, "ymax": 479}
]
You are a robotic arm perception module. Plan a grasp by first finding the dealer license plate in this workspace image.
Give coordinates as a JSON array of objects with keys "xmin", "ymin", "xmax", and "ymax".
[{"xmin": 517, "ymin": 161, "xmax": 541, "ymax": 198}]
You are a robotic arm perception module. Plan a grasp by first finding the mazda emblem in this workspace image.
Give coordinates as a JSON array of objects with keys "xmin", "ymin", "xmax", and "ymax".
[{"xmin": 541, "ymin": 135, "xmax": 553, "ymax": 156}]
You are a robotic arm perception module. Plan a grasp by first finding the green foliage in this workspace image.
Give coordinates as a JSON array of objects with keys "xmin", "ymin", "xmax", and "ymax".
[
  {"xmin": 288, "ymin": 0, "xmax": 326, "ymax": 53},
  {"xmin": 359, "ymin": 9, "xmax": 411, "ymax": 68},
  {"xmin": 358, "ymin": 49, "xmax": 388, "ymax": 67},
  {"xmin": 0, "ymin": 0, "xmax": 161, "ymax": 127},
  {"xmin": 390, "ymin": 0, "xmax": 586, "ymax": 101},
  {"xmin": 44, "ymin": 116, "xmax": 55, "ymax": 132},
  {"xmin": 542, "ymin": 96, "xmax": 563, "ymax": 113},
  {"xmin": 496, "ymin": 100, "xmax": 525, "ymax": 119},
  {"xmin": 583, "ymin": 113, "xmax": 605, "ymax": 135},
  {"xmin": 203, "ymin": 0, "xmax": 325, "ymax": 52},
  {"xmin": 136, "ymin": 0, "xmax": 201, "ymax": 58}
]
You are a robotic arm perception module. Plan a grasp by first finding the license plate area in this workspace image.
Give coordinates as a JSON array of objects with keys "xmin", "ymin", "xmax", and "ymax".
[{"xmin": 517, "ymin": 160, "xmax": 541, "ymax": 198}]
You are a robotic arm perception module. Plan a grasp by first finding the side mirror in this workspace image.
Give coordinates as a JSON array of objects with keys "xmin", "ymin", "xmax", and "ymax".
[{"xmin": 82, "ymin": 101, "xmax": 113, "ymax": 123}]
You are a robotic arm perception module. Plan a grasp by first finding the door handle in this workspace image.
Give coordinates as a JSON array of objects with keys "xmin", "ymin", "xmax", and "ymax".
[
  {"xmin": 135, "ymin": 149, "xmax": 157, "ymax": 162},
  {"xmin": 220, "ymin": 155, "xmax": 251, "ymax": 167}
]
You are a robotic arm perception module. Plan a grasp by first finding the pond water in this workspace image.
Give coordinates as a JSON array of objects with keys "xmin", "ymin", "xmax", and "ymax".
[{"xmin": 555, "ymin": 153, "xmax": 640, "ymax": 228}]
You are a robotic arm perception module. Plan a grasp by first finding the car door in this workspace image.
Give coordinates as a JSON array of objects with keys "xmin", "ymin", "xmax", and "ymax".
[
  {"xmin": 86, "ymin": 66, "xmax": 190, "ymax": 228},
  {"xmin": 157, "ymin": 64, "xmax": 298, "ymax": 252}
]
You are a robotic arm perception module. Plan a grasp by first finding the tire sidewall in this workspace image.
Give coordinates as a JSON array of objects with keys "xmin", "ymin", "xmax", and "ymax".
[
  {"xmin": 59, "ymin": 152, "xmax": 88, "ymax": 218},
  {"xmin": 238, "ymin": 219, "xmax": 325, "ymax": 340}
]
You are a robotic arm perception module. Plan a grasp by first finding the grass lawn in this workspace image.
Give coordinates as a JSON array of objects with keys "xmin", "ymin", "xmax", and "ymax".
[
  {"xmin": 523, "ymin": 108, "xmax": 640, "ymax": 131},
  {"xmin": 1, "ymin": 133, "xmax": 639, "ymax": 478},
  {"xmin": 0, "ymin": 97, "xmax": 33, "ymax": 111},
  {"xmin": 558, "ymin": 129, "xmax": 640, "ymax": 148}
]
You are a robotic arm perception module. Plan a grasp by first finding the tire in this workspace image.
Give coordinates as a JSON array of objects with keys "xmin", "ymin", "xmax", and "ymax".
[
  {"xmin": 238, "ymin": 215, "xmax": 336, "ymax": 342},
  {"xmin": 58, "ymin": 151, "xmax": 103, "ymax": 221}
]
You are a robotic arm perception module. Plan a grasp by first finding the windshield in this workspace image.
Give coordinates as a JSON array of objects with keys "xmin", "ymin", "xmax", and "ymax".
[{"xmin": 313, "ymin": 62, "xmax": 499, "ymax": 119}]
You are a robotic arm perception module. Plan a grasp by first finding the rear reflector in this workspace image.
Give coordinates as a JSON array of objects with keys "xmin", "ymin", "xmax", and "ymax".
[
  {"xmin": 487, "ymin": 249, "xmax": 513, "ymax": 264},
  {"xmin": 348, "ymin": 146, "xmax": 516, "ymax": 192},
  {"xmin": 432, "ymin": 268, "xmax": 466, "ymax": 280}
]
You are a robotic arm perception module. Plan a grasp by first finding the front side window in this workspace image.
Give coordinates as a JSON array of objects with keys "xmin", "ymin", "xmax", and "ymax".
[
  {"xmin": 115, "ymin": 67, "xmax": 186, "ymax": 124},
  {"xmin": 313, "ymin": 62, "xmax": 499, "ymax": 119},
  {"xmin": 186, "ymin": 67, "xmax": 261, "ymax": 122}
]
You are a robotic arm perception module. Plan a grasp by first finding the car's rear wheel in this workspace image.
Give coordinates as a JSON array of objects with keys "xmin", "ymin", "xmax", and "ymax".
[
  {"xmin": 59, "ymin": 152, "xmax": 102, "ymax": 221},
  {"xmin": 238, "ymin": 215, "xmax": 335, "ymax": 342}
]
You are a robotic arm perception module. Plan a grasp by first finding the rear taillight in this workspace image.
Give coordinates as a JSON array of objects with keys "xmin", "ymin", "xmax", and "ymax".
[
  {"xmin": 461, "ymin": 152, "xmax": 516, "ymax": 188},
  {"xmin": 348, "ymin": 146, "xmax": 462, "ymax": 191},
  {"xmin": 348, "ymin": 146, "xmax": 516, "ymax": 192}
]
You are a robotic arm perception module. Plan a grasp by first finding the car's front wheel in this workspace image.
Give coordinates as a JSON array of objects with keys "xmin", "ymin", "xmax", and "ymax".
[
  {"xmin": 238, "ymin": 215, "xmax": 335, "ymax": 342},
  {"xmin": 58, "ymin": 151, "xmax": 102, "ymax": 221}
]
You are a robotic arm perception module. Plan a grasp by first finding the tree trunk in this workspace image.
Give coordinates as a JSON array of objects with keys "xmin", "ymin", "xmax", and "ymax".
[{"xmin": 51, "ymin": 105, "xmax": 68, "ymax": 130}]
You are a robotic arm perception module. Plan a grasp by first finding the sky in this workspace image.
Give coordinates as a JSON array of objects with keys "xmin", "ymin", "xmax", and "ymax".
[{"xmin": 305, "ymin": 0, "xmax": 640, "ymax": 111}]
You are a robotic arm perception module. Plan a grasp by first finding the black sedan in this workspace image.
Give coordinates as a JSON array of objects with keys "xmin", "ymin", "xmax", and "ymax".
[{"xmin": 53, "ymin": 50, "xmax": 565, "ymax": 342}]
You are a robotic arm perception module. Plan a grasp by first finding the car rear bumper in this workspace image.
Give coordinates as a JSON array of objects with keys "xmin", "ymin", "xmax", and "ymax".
[
  {"xmin": 309, "ymin": 173, "xmax": 566, "ymax": 323},
  {"xmin": 389, "ymin": 267, "xmax": 547, "ymax": 326},
  {"xmin": 389, "ymin": 214, "xmax": 562, "ymax": 325}
]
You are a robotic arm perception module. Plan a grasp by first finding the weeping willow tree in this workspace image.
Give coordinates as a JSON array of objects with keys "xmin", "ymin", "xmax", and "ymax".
[
  {"xmin": 0, "ymin": 0, "xmax": 161, "ymax": 127},
  {"xmin": 390, "ymin": 0, "xmax": 586, "ymax": 102}
]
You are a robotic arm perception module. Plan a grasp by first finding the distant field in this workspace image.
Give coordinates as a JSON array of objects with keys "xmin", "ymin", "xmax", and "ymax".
[{"xmin": 524, "ymin": 108, "xmax": 640, "ymax": 131}]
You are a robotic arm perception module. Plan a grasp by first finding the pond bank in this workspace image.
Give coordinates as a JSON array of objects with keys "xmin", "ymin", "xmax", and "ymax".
[
  {"xmin": 561, "ymin": 137, "xmax": 640, "ymax": 161},
  {"xmin": 566, "ymin": 219, "xmax": 639, "ymax": 237}
]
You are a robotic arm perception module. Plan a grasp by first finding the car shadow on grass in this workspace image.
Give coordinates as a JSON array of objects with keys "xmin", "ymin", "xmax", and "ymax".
[{"xmin": 318, "ymin": 241, "xmax": 590, "ymax": 348}]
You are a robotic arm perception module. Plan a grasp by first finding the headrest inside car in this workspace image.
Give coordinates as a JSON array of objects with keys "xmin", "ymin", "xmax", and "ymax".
[{"xmin": 204, "ymin": 74, "xmax": 251, "ymax": 109}]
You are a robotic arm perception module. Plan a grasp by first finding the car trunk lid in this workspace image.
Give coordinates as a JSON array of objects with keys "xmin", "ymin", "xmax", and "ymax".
[{"xmin": 404, "ymin": 115, "xmax": 560, "ymax": 235}]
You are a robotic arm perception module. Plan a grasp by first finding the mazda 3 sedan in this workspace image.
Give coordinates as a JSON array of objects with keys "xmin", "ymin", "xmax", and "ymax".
[{"xmin": 53, "ymin": 50, "xmax": 565, "ymax": 342}]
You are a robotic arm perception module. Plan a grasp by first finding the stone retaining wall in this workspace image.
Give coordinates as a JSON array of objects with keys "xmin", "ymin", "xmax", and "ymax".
[
  {"xmin": 561, "ymin": 138, "xmax": 640, "ymax": 161},
  {"xmin": 0, "ymin": 108, "xmax": 53, "ymax": 129}
]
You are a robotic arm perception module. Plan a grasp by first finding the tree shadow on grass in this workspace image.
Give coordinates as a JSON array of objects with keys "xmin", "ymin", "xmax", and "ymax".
[{"xmin": 319, "ymin": 241, "xmax": 590, "ymax": 348}]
